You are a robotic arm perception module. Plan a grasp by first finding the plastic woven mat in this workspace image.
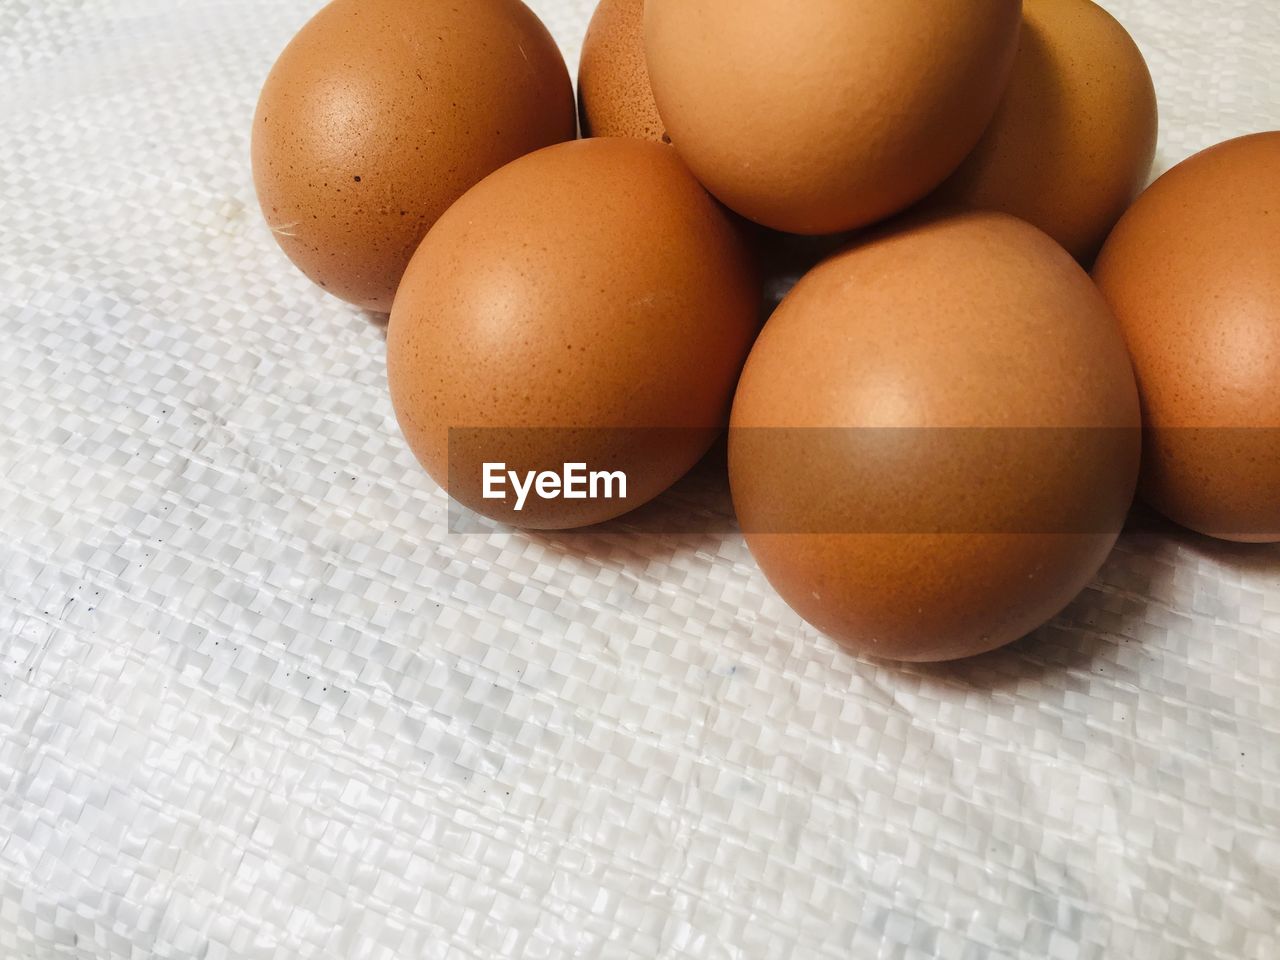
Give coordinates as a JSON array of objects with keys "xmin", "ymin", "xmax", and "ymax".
[{"xmin": 1, "ymin": 1, "xmax": 1278, "ymax": 958}]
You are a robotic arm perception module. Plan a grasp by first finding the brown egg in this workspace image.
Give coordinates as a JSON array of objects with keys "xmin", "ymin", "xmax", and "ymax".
[
  {"xmin": 579, "ymin": 0, "xmax": 665, "ymax": 141},
  {"xmin": 928, "ymin": 0, "xmax": 1158, "ymax": 264},
  {"xmin": 252, "ymin": 0, "xmax": 575, "ymax": 313},
  {"xmin": 1093, "ymin": 132, "xmax": 1280, "ymax": 543},
  {"xmin": 730, "ymin": 212, "xmax": 1141, "ymax": 662},
  {"xmin": 387, "ymin": 139, "xmax": 760, "ymax": 530},
  {"xmin": 643, "ymin": 0, "xmax": 1022, "ymax": 235}
]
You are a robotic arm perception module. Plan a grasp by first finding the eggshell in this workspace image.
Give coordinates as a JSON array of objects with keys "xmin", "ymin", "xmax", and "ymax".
[
  {"xmin": 387, "ymin": 139, "xmax": 760, "ymax": 530},
  {"xmin": 928, "ymin": 0, "xmax": 1158, "ymax": 264},
  {"xmin": 730, "ymin": 212, "xmax": 1141, "ymax": 662},
  {"xmin": 252, "ymin": 0, "xmax": 575, "ymax": 313},
  {"xmin": 578, "ymin": 0, "xmax": 665, "ymax": 141},
  {"xmin": 1093, "ymin": 132, "xmax": 1280, "ymax": 543},
  {"xmin": 643, "ymin": 0, "xmax": 1022, "ymax": 235}
]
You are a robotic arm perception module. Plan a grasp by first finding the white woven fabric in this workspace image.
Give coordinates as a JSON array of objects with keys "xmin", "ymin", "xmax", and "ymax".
[{"xmin": 1, "ymin": 2, "xmax": 1278, "ymax": 958}]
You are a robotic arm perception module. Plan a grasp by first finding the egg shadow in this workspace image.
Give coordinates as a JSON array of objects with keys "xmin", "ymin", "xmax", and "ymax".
[
  {"xmin": 883, "ymin": 507, "xmax": 1150, "ymax": 691},
  {"xmin": 520, "ymin": 436, "xmax": 740, "ymax": 569},
  {"xmin": 895, "ymin": 553, "xmax": 1151, "ymax": 694},
  {"xmin": 758, "ymin": 230, "xmax": 859, "ymax": 316},
  {"xmin": 904, "ymin": 628, "xmax": 1136, "ymax": 699},
  {"xmin": 363, "ymin": 308, "xmax": 390, "ymax": 338},
  {"xmin": 1148, "ymin": 514, "xmax": 1280, "ymax": 575},
  {"xmin": 899, "ymin": 503, "xmax": 1279, "ymax": 693}
]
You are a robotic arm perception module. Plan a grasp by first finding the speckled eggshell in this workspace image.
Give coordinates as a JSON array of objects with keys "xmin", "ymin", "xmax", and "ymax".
[
  {"xmin": 928, "ymin": 0, "xmax": 1158, "ymax": 264},
  {"xmin": 387, "ymin": 138, "xmax": 760, "ymax": 530},
  {"xmin": 579, "ymin": 0, "xmax": 666, "ymax": 141},
  {"xmin": 643, "ymin": 0, "xmax": 1023, "ymax": 235},
  {"xmin": 252, "ymin": 0, "xmax": 575, "ymax": 313},
  {"xmin": 1093, "ymin": 132, "xmax": 1280, "ymax": 543},
  {"xmin": 729, "ymin": 212, "xmax": 1141, "ymax": 662}
]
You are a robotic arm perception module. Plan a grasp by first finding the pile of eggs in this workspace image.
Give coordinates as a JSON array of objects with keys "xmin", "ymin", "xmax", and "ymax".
[{"xmin": 252, "ymin": 0, "xmax": 1279, "ymax": 663}]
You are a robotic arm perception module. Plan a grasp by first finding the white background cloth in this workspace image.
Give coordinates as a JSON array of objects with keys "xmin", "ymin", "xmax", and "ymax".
[{"xmin": 1, "ymin": 1, "xmax": 1278, "ymax": 958}]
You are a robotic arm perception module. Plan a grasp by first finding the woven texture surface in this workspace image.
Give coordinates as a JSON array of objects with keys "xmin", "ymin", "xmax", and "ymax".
[{"xmin": 2, "ymin": 1, "xmax": 1279, "ymax": 957}]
